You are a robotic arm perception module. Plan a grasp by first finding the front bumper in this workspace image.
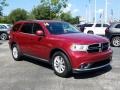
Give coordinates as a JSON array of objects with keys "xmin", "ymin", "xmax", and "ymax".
[
  {"xmin": 69, "ymin": 48, "xmax": 112, "ymax": 69},
  {"xmin": 72, "ymin": 58, "xmax": 111, "ymax": 73}
]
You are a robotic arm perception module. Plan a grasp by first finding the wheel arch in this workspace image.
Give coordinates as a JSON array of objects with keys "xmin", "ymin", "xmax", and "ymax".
[
  {"xmin": 49, "ymin": 48, "xmax": 72, "ymax": 66},
  {"xmin": 110, "ymin": 35, "xmax": 120, "ymax": 41},
  {"xmin": 10, "ymin": 42, "xmax": 17, "ymax": 50},
  {"xmin": 87, "ymin": 30, "xmax": 94, "ymax": 34}
]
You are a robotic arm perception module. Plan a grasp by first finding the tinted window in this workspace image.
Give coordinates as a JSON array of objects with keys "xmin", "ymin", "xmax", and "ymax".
[
  {"xmin": 103, "ymin": 24, "xmax": 109, "ymax": 27},
  {"xmin": 0, "ymin": 25, "xmax": 7, "ymax": 29},
  {"xmin": 21, "ymin": 23, "xmax": 33, "ymax": 34},
  {"xmin": 85, "ymin": 24, "xmax": 93, "ymax": 27},
  {"xmin": 33, "ymin": 23, "xmax": 43, "ymax": 34},
  {"xmin": 12, "ymin": 24, "xmax": 22, "ymax": 31},
  {"xmin": 95, "ymin": 24, "xmax": 101, "ymax": 27},
  {"xmin": 45, "ymin": 22, "xmax": 80, "ymax": 34},
  {"xmin": 115, "ymin": 24, "xmax": 120, "ymax": 28}
]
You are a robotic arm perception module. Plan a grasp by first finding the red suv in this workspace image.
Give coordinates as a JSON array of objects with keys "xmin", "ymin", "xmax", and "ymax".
[{"xmin": 9, "ymin": 20, "xmax": 112, "ymax": 77}]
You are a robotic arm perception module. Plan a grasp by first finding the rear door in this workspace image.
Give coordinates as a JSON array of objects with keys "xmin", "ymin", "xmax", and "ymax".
[
  {"xmin": 18, "ymin": 23, "xmax": 34, "ymax": 54},
  {"xmin": 94, "ymin": 24, "xmax": 105, "ymax": 35}
]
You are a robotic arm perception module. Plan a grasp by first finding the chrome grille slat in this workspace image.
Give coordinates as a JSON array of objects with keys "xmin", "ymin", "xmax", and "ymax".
[{"xmin": 87, "ymin": 42, "xmax": 109, "ymax": 53}]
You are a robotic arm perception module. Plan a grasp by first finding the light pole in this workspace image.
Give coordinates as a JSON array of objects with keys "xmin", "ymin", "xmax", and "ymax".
[
  {"xmin": 85, "ymin": 5, "xmax": 88, "ymax": 23},
  {"xmin": 94, "ymin": 0, "xmax": 96, "ymax": 23},
  {"xmin": 88, "ymin": 0, "xmax": 91, "ymax": 22},
  {"xmin": 105, "ymin": 0, "xmax": 108, "ymax": 23}
]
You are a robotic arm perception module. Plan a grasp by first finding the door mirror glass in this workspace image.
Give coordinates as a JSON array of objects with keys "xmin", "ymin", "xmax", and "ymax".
[{"xmin": 36, "ymin": 30, "xmax": 44, "ymax": 36}]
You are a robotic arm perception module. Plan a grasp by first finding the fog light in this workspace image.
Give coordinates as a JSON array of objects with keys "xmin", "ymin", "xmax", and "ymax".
[{"xmin": 80, "ymin": 63, "xmax": 91, "ymax": 69}]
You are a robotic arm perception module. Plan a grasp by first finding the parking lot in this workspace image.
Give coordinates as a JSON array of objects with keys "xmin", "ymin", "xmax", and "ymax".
[{"xmin": 0, "ymin": 41, "xmax": 120, "ymax": 90}]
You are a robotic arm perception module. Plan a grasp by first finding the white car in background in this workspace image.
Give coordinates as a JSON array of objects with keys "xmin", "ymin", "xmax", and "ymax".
[
  {"xmin": 0, "ymin": 24, "xmax": 12, "ymax": 40},
  {"xmin": 83, "ymin": 23, "xmax": 109, "ymax": 36}
]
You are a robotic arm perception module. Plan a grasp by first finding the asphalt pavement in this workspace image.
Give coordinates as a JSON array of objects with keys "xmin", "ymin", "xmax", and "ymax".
[{"xmin": 0, "ymin": 41, "xmax": 120, "ymax": 90}]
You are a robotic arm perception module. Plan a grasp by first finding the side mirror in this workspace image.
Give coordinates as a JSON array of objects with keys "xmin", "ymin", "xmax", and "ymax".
[{"xmin": 36, "ymin": 30, "xmax": 44, "ymax": 36}]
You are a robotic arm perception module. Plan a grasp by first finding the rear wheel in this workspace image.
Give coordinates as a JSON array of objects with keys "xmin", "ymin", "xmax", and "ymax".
[
  {"xmin": 52, "ymin": 51, "xmax": 71, "ymax": 77},
  {"xmin": 111, "ymin": 36, "xmax": 120, "ymax": 47},
  {"xmin": 12, "ymin": 44, "xmax": 23, "ymax": 61},
  {"xmin": 0, "ymin": 33, "xmax": 8, "ymax": 40}
]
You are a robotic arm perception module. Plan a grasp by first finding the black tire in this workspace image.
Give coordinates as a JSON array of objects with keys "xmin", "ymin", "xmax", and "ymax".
[
  {"xmin": 52, "ymin": 51, "xmax": 72, "ymax": 77},
  {"xmin": 0, "ymin": 33, "xmax": 8, "ymax": 40},
  {"xmin": 11, "ymin": 44, "xmax": 23, "ymax": 61},
  {"xmin": 111, "ymin": 36, "xmax": 120, "ymax": 47},
  {"xmin": 87, "ymin": 31, "xmax": 94, "ymax": 34}
]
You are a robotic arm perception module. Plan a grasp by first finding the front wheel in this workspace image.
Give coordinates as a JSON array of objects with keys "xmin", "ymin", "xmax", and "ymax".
[
  {"xmin": 0, "ymin": 33, "xmax": 8, "ymax": 40},
  {"xmin": 111, "ymin": 36, "xmax": 120, "ymax": 47},
  {"xmin": 52, "ymin": 52, "xmax": 72, "ymax": 77}
]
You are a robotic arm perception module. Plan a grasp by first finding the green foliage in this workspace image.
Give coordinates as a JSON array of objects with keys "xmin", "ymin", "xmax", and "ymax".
[
  {"xmin": 40, "ymin": 0, "xmax": 68, "ymax": 16},
  {"xmin": 8, "ymin": 8, "xmax": 28, "ymax": 23},
  {"xmin": 31, "ymin": 5, "xmax": 51, "ymax": 20},
  {"xmin": 0, "ymin": 0, "xmax": 79, "ymax": 24},
  {"xmin": 60, "ymin": 12, "xmax": 79, "ymax": 24},
  {"xmin": 0, "ymin": 16, "xmax": 9, "ymax": 23}
]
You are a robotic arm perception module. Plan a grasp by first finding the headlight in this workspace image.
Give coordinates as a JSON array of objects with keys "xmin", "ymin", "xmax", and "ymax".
[{"xmin": 71, "ymin": 44, "xmax": 89, "ymax": 51}]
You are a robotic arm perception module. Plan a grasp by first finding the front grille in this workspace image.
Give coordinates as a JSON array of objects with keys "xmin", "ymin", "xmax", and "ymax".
[
  {"xmin": 87, "ymin": 42, "xmax": 109, "ymax": 53},
  {"xmin": 87, "ymin": 44, "xmax": 100, "ymax": 53},
  {"xmin": 102, "ymin": 42, "xmax": 109, "ymax": 51}
]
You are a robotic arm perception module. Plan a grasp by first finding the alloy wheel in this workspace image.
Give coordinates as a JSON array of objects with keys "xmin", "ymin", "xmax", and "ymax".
[
  {"xmin": 0, "ymin": 33, "xmax": 7, "ymax": 40},
  {"xmin": 54, "ymin": 56, "xmax": 66, "ymax": 74},
  {"xmin": 112, "ymin": 36, "xmax": 120, "ymax": 47}
]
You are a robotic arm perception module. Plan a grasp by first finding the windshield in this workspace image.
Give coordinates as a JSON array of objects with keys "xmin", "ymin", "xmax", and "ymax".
[{"xmin": 45, "ymin": 22, "xmax": 80, "ymax": 34}]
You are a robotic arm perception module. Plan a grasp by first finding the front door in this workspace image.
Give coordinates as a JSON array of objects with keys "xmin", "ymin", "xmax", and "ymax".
[{"xmin": 29, "ymin": 23, "xmax": 50, "ymax": 60}]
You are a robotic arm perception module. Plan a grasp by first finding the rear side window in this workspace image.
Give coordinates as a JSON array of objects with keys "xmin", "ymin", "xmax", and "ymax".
[
  {"xmin": 32, "ymin": 23, "xmax": 43, "ymax": 34},
  {"xmin": 21, "ymin": 23, "xmax": 33, "ymax": 34},
  {"xmin": 95, "ymin": 24, "xmax": 101, "ymax": 27},
  {"xmin": 12, "ymin": 24, "xmax": 22, "ymax": 32},
  {"xmin": 103, "ymin": 24, "xmax": 109, "ymax": 27},
  {"xmin": 0, "ymin": 25, "xmax": 7, "ymax": 29},
  {"xmin": 115, "ymin": 24, "xmax": 120, "ymax": 28},
  {"xmin": 85, "ymin": 24, "xmax": 93, "ymax": 27}
]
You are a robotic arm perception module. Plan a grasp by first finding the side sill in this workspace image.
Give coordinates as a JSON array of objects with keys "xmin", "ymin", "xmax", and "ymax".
[{"xmin": 23, "ymin": 54, "xmax": 49, "ymax": 63}]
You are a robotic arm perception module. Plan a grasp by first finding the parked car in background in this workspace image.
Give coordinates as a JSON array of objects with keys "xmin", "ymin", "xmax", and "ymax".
[
  {"xmin": 105, "ymin": 22, "xmax": 120, "ymax": 47},
  {"xmin": 0, "ymin": 24, "xmax": 12, "ymax": 40},
  {"xmin": 9, "ymin": 20, "xmax": 112, "ymax": 77},
  {"xmin": 76, "ymin": 24, "xmax": 85, "ymax": 32},
  {"xmin": 83, "ymin": 23, "xmax": 109, "ymax": 36}
]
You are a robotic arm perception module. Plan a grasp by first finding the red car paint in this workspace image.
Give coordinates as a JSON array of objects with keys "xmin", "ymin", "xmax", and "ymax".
[{"xmin": 9, "ymin": 20, "xmax": 112, "ymax": 71}]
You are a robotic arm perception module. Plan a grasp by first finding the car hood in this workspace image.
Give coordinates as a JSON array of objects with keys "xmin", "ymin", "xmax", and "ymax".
[{"xmin": 55, "ymin": 33, "xmax": 109, "ymax": 44}]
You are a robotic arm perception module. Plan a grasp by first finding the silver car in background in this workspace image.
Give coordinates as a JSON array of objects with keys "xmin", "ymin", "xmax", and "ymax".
[{"xmin": 0, "ymin": 24, "xmax": 12, "ymax": 40}]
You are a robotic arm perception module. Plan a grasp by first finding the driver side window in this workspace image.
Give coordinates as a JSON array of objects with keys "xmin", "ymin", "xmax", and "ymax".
[{"xmin": 32, "ymin": 23, "xmax": 43, "ymax": 34}]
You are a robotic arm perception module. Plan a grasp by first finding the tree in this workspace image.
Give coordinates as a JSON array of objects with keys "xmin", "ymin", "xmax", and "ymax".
[
  {"xmin": 0, "ymin": 16, "xmax": 10, "ymax": 23},
  {"xmin": 0, "ymin": 0, "xmax": 8, "ymax": 16},
  {"xmin": 60, "ymin": 12, "xmax": 79, "ymax": 24},
  {"xmin": 60, "ymin": 12, "xmax": 72, "ymax": 22},
  {"xmin": 8, "ymin": 8, "xmax": 28, "ymax": 23},
  {"xmin": 70, "ymin": 16, "xmax": 79, "ymax": 24},
  {"xmin": 31, "ymin": 5, "xmax": 51, "ymax": 20},
  {"xmin": 40, "ymin": 0, "xmax": 68, "ymax": 19}
]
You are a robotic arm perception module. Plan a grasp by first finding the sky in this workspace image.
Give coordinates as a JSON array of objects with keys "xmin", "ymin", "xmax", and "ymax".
[{"xmin": 3, "ymin": 0, "xmax": 120, "ymax": 22}]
